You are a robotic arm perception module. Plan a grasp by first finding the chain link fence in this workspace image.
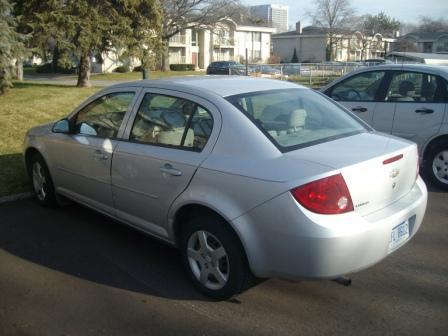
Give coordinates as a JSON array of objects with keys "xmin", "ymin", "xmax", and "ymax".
[{"xmin": 228, "ymin": 62, "xmax": 372, "ymax": 89}]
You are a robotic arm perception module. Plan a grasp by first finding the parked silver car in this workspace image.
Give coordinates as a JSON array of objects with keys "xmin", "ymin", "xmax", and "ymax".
[
  {"xmin": 24, "ymin": 77, "xmax": 427, "ymax": 300},
  {"xmin": 321, "ymin": 64, "xmax": 448, "ymax": 190}
]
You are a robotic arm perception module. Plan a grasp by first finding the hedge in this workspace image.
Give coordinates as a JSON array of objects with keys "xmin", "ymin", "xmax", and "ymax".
[
  {"xmin": 36, "ymin": 63, "xmax": 77, "ymax": 74},
  {"xmin": 113, "ymin": 65, "xmax": 131, "ymax": 73},
  {"xmin": 170, "ymin": 64, "xmax": 195, "ymax": 71}
]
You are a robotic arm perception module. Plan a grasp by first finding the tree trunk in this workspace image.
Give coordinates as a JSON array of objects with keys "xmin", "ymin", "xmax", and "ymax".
[
  {"xmin": 15, "ymin": 61, "xmax": 23, "ymax": 81},
  {"xmin": 52, "ymin": 46, "xmax": 60, "ymax": 73},
  {"xmin": 161, "ymin": 42, "xmax": 170, "ymax": 72},
  {"xmin": 77, "ymin": 52, "xmax": 91, "ymax": 87}
]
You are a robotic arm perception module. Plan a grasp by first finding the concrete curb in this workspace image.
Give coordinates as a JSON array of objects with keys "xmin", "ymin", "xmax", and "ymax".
[{"xmin": 0, "ymin": 192, "xmax": 33, "ymax": 205}]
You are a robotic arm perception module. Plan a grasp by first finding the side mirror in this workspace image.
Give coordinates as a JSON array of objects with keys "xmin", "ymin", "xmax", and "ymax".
[{"xmin": 52, "ymin": 118, "xmax": 71, "ymax": 133}]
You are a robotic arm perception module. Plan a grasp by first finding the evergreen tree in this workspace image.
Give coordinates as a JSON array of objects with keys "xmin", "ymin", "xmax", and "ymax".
[
  {"xmin": 0, "ymin": 0, "xmax": 26, "ymax": 94},
  {"xmin": 291, "ymin": 48, "xmax": 299, "ymax": 63},
  {"xmin": 118, "ymin": 0, "xmax": 163, "ymax": 79},
  {"xmin": 17, "ymin": 0, "xmax": 162, "ymax": 87}
]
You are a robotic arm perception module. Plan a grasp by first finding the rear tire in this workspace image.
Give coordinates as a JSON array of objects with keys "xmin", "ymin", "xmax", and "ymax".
[
  {"xmin": 180, "ymin": 213, "xmax": 251, "ymax": 300},
  {"xmin": 30, "ymin": 153, "xmax": 57, "ymax": 206},
  {"xmin": 425, "ymin": 141, "xmax": 448, "ymax": 190}
]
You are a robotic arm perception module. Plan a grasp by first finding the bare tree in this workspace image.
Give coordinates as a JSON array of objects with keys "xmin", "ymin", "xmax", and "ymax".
[
  {"xmin": 160, "ymin": 0, "xmax": 242, "ymax": 70},
  {"xmin": 307, "ymin": 0, "xmax": 355, "ymax": 61},
  {"xmin": 352, "ymin": 12, "xmax": 400, "ymax": 60},
  {"xmin": 415, "ymin": 16, "xmax": 448, "ymax": 32}
]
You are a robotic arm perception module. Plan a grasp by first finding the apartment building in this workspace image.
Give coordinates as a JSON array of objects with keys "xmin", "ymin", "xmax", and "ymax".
[
  {"xmin": 273, "ymin": 22, "xmax": 396, "ymax": 63},
  {"xmin": 168, "ymin": 19, "xmax": 275, "ymax": 69}
]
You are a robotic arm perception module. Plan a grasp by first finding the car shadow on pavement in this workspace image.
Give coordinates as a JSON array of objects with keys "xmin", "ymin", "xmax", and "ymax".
[{"xmin": 0, "ymin": 199, "xmax": 213, "ymax": 301}]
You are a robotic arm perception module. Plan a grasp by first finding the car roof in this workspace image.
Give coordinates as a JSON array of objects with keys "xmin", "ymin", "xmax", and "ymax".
[
  {"xmin": 108, "ymin": 76, "xmax": 303, "ymax": 98},
  {"xmin": 347, "ymin": 64, "xmax": 448, "ymax": 76}
]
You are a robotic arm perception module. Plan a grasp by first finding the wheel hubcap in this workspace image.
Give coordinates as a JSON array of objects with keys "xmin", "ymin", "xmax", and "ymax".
[
  {"xmin": 432, "ymin": 150, "xmax": 448, "ymax": 185},
  {"xmin": 32, "ymin": 162, "xmax": 46, "ymax": 201},
  {"xmin": 187, "ymin": 230, "xmax": 229, "ymax": 290}
]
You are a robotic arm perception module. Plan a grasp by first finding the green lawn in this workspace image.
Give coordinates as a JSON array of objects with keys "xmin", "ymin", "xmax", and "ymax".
[{"xmin": 0, "ymin": 83, "xmax": 99, "ymax": 197}]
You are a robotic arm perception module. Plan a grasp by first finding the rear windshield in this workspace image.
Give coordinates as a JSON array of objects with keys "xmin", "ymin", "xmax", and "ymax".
[{"xmin": 227, "ymin": 88, "xmax": 367, "ymax": 152}]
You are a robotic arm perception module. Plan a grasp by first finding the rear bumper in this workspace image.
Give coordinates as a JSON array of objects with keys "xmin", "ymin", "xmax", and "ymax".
[{"xmin": 232, "ymin": 177, "xmax": 427, "ymax": 280}]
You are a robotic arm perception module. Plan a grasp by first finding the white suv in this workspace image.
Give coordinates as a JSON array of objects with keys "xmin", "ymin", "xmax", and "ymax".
[{"xmin": 322, "ymin": 64, "xmax": 448, "ymax": 190}]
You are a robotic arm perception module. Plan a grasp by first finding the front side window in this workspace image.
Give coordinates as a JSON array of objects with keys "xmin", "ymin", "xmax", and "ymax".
[
  {"xmin": 227, "ymin": 89, "xmax": 367, "ymax": 152},
  {"xmin": 385, "ymin": 72, "xmax": 443, "ymax": 103},
  {"xmin": 330, "ymin": 71, "xmax": 385, "ymax": 101},
  {"xmin": 74, "ymin": 92, "xmax": 135, "ymax": 138},
  {"xmin": 130, "ymin": 93, "xmax": 213, "ymax": 151}
]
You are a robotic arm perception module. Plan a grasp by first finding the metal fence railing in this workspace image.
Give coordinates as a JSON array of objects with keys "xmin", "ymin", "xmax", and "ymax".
[{"xmin": 228, "ymin": 62, "xmax": 369, "ymax": 88}]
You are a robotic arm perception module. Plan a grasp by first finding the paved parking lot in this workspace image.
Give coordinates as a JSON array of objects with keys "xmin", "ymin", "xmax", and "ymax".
[{"xmin": 0, "ymin": 187, "xmax": 447, "ymax": 336}]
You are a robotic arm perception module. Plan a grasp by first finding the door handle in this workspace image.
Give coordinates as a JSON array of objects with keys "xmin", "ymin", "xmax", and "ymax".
[
  {"xmin": 93, "ymin": 149, "xmax": 109, "ymax": 160},
  {"xmin": 415, "ymin": 108, "xmax": 434, "ymax": 114},
  {"xmin": 351, "ymin": 106, "xmax": 367, "ymax": 112},
  {"xmin": 160, "ymin": 163, "xmax": 182, "ymax": 176}
]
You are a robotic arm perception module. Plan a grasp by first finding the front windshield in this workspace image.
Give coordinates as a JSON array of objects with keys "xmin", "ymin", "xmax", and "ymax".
[{"xmin": 227, "ymin": 88, "xmax": 367, "ymax": 152}]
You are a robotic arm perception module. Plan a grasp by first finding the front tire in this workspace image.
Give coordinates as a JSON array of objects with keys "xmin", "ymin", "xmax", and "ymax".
[
  {"xmin": 30, "ymin": 153, "xmax": 57, "ymax": 206},
  {"xmin": 425, "ymin": 141, "xmax": 448, "ymax": 190},
  {"xmin": 180, "ymin": 213, "xmax": 251, "ymax": 300}
]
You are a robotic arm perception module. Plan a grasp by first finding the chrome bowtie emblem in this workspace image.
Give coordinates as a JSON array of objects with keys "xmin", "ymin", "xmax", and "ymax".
[{"xmin": 390, "ymin": 168, "xmax": 400, "ymax": 178}]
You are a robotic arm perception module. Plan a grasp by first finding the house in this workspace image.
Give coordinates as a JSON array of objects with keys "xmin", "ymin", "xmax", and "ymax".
[
  {"xmin": 272, "ymin": 22, "xmax": 396, "ymax": 63},
  {"xmin": 167, "ymin": 19, "xmax": 275, "ymax": 69},
  {"xmin": 392, "ymin": 32, "xmax": 448, "ymax": 54}
]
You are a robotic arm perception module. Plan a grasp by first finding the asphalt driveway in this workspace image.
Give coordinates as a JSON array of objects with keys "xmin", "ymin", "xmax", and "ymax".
[{"xmin": 0, "ymin": 189, "xmax": 447, "ymax": 335}]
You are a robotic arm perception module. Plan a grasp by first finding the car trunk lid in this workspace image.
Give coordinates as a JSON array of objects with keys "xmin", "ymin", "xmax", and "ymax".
[{"xmin": 284, "ymin": 132, "xmax": 419, "ymax": 216}]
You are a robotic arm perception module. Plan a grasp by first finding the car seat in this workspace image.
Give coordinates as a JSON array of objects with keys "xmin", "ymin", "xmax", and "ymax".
[{"xmin": 396, "ymin": 80, "xmax": 415, "ymax": 101}]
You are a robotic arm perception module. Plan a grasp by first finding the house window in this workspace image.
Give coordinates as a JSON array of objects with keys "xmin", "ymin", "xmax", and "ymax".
[
  {"xmin": 191, "ymin": 30, "xmax": 198, "ymax": 46},
  {"xmin": 423, "ymin": 42, "xmax": 433, "ymax": 53},
  {"xmin": 436, "ymin": 36, "xmax": 448, "ymax": 53}
]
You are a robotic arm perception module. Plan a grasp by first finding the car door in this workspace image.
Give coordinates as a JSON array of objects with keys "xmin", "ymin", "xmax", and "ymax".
[
  {"xmin": 111, "ymin": 89, "xmax": 220, "ymax": 239},
  {"xmin": 325, "ymin": 70, "xmax": 387, "ymax": 126},
  {"xmin": 51, "ymin": 89, "xmax": 140, "ymax": 213},
  {"xmin": 384, "ymin": 71, "xmax": 446, "ymax": 147}
]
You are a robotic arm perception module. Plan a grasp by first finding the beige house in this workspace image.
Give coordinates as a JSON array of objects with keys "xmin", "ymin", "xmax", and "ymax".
[
  {"xmin": 272, "ymin": 22, "xmax": 396, "ymax": 63},
  {"xmin": 168, "ymin": 19, "xmax": 275, "ymax": 69}
]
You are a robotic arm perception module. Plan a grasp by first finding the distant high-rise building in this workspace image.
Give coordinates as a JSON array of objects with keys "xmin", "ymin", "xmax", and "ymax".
[{"xmin": 249, "ymin": 4, "xmax": 289, "ymax": 33}]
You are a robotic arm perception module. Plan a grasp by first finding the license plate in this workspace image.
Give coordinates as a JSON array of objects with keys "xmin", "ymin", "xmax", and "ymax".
[{"xmin": 388, "ymin": 220, "xmax": 410, "ymax": 252}]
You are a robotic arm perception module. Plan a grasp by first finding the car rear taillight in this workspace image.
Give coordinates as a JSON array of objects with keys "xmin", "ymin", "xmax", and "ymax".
[{"xmin": 290, "ymin": 173, "xmax": 354, "ymax": 215}]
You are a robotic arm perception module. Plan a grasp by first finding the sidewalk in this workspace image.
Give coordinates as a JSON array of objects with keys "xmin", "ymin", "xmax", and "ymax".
[{"xmin": 24, "ymin": 73, "xmax": 128, "ymax": 87}]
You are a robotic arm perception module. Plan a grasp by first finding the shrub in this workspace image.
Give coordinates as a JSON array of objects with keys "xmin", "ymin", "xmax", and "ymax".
[
  {"xmin": 170, "ymin": 64, "xmax": 195, "ymax": 71},
  {"xmin": 114, "ymin": 65, "xmax": 131, "ymax": 73},
  {"xmin": 35, "ymin": 63, "xmax": 76, "ymax": 74}
]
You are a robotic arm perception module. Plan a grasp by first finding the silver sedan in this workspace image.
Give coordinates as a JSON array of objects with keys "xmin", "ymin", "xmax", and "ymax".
[
  {"xmin": 24, "ymin": 77, "xmax": 427, "ymax": 300},
  {"xmin": 321, "ymin": 64, "xmax": 448, "ymax": 190}
]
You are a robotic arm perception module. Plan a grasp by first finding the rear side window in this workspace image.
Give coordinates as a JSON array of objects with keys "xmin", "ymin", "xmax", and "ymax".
[
  {"xmin": 385, "ymin": 72, "xmax": 444, "ymax": 103},
  {"xmin": 227, "ymin": 89, "xmax": 367, "ymax": 152},
  {"xmin": 130, "ymin": 93, "xmax": 213, "ymax": 152},
  {"xmin": 330, "ymin": 71, "xmax": 385, "ymax": 101}
]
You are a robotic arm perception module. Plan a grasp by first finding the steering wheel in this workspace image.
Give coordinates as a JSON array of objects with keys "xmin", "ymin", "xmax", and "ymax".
[{"xmin": 348, "ymin": 89, "xmax": 362, "ymax": 100}]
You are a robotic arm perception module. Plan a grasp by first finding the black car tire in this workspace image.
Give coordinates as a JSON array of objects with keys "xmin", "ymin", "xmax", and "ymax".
[
  {"xmin": 180, "ymin": 212, "xmax": 252, "ymax": 300},
  {"xmin": 424, "ymin": 140, "xmax": 448, "ymax": 190},
  {"xmin": 30, "ymin": 152, "xmax": 57, "ymax": 206}
]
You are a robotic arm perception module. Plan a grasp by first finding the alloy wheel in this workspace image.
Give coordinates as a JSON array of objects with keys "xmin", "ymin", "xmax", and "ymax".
[
  {"xmin": 432, "ymin": 149, "xmax": 448, "ymax": 185},
  {"xmin": 187, "ymin": 230, "xmax": 229, "ymax": 290},
  {"xmin": 32, "ymin": 161, "xmax": 47, "ymax": 201}
]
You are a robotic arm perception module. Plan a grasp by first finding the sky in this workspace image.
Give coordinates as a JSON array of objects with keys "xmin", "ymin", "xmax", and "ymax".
[{"xmin": 243, "ymin": 0, "xmax": 448, "ymax": 28}]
